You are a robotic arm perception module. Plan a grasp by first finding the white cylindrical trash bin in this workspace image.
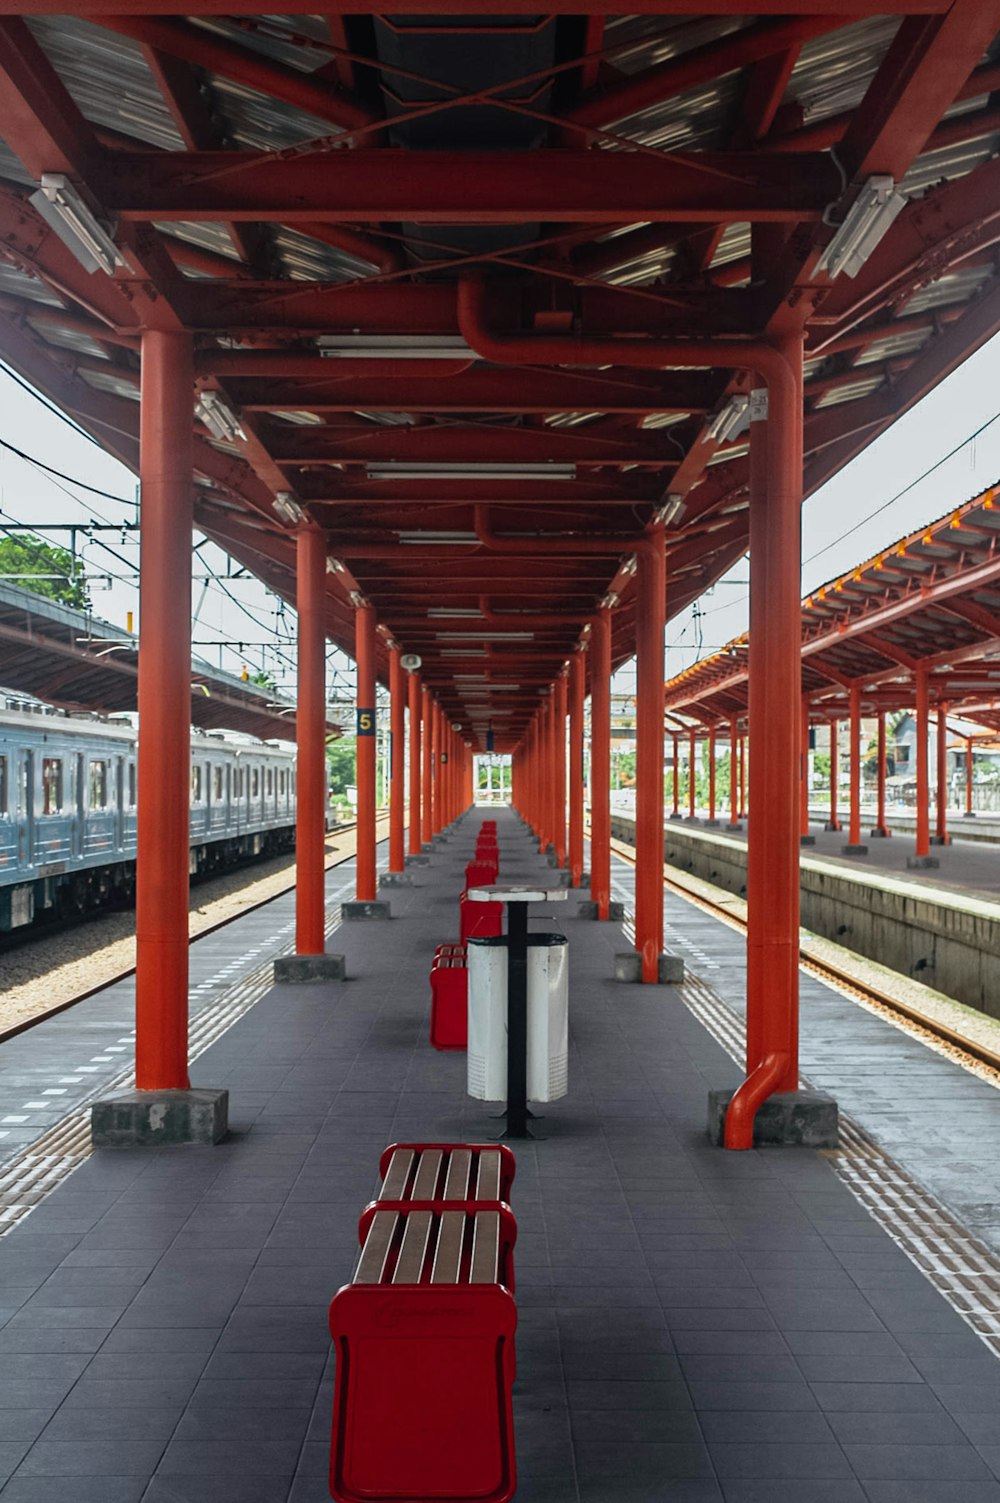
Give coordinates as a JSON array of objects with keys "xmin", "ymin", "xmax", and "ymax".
[{"xmin": 466, "ymin": 933, "xmax": 568, "ymax": 1102}]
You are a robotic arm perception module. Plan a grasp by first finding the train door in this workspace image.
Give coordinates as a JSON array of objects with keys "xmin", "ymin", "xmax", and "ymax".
[
  {"xmin": 75, "ymin": 752, "xmax": 85, "ymax": 861},
  {"xmin": 18, "ymin": 750, "xmax": 33, "ymax": 868},
  {"xmin": 0, "ymin": 750, "xmax": 14, "ymax": 876},
  {"xmin": 115, "ymin": 758, "xmax": 125, "ymax": 851}
]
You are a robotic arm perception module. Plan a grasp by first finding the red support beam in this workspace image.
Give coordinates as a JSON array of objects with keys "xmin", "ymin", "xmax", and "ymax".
[
  {"xmin": 355, "ymin": 602, "xmax": 377, "ymax": 903},
  {"xmin": 568, "ymin": 650, "xmax": 585, "ymax": 888},
  {"xmin": 936, "ymin": 704, "xmax": 950, "ymax": 846},
  {"xmin": 848, "ymin": 682, "xmax": 862, "ymax": 848},
  {"xmin": 134, "ymin": 329, "xmax": 194, "ymax": 1093},
  {"xmin": 421, "ymin": 685, "xmax": 433, "ymax": 847},
  {"xmin": 634, "ymin": 526, "xmax": 666, "ymax": 983},
  {"xmin": 589, "ymin": 608, "xmax": 612, "ymax": 921},
  {"xmin": 389, "ymin": 645, "xmax": 405, "ymax": 874},
  {"xmin": 408, "ymin": 667, "xmax": 422, "ymax": 858},
  {"xmin": 915, "ymin": 669, "xmax": 932, "ymax": 861},
  {"xmin": 295, "ymin": 525, "xmax": 328, "ymax": 956}
]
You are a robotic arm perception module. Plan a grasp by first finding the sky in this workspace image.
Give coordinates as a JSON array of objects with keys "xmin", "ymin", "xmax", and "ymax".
[{"xmin": 2, "ymin": 329, "xmax": 1000, "ymax": 710}]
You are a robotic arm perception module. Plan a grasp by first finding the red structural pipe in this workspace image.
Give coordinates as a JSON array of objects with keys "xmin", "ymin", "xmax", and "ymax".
[
  {"xmin": 537, "ymin": 700, "xmax": 550, "ymax": 855},
  {"xmin": 295, "ymin": 525, "xmax": 327, "ymax": 956},
  {"xmin": 135, "ymin": 329, "xmax": 194, "ymax": 1092},
  {"xmin": 421, "ymin": 685, "xmax": 433, "ymax": 846},
  {"xmin": 431, "ymin": 700, "xmax": 441, "ymax": 835},
  {"xmin": 688, "ymin": 728, "xmax": 696, "ymax": 819},
  {"xmin": 800, "ymin": 699, "xmax": 810, "ymax": 839},
  {"xmin": 554, "ymin": 673, "xmax": 568, "ymax": 868},
  {"xmin": 671, "ymin": 734, "xmax": 680, "ymax": 817},
  {"xmin": 875, "ymin": 712, "xmax": 889, "ymax": 837},
  {"xmin": 739, "ymin": 735, "xmax": 746, "ymax": 819},
  {"xmin": 936, "ymin": 704, "xmax": 949, "ymax": 845},
  {"xmin": 726, "ymin": 338, "xmax": 803, "ymax": 1150},
  {"xmin": 828, "ymin": 719, "xmax": 840, "ymax": 831},
  {"xmin": 848, "ymin": 683, "xmax": 862, "ymax": 848},
  {"xmin": 729, "ymin": 719, "xmax": 739, "ymax": 827},
  {"xmin": 568, "ymin": 650, "xmax": 585, "ymax": 887},
  {"xmin": 966, "ymin": 738, "xmax": 974, "ymax": 816},
  {"xmin": 708, "ymin": 723, "xmax": 717, "ymax": 823},
  {"xmin": 589, "ymin": 608, "xmax": 612, "ymax": 920},
  {"xmin": 635, "ymin": 526, "xmax": 666, "ymax": 983},
  {"xmin": 388, "ymin": 646, "xmax": 405, "ymax": 874},
  {"xmin": 915, "ymin": 669, "xmax": 931, "ymax": 859},
  {"xmin": 355, "ymin": 602, "xmax": 377, "ymax": 903},
  {"xmin": 408, "ymin": 667, "xmax": 422, "ymax": 857}
]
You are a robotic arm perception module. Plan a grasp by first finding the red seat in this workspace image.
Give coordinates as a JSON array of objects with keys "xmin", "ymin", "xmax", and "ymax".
[
  {"xmin": 430, "ymin": 947, "xmax": 468, "ymax": 1050},
  {"xmin": 460, "ymin": 891, "xmax": 503, "ymax": 942}
]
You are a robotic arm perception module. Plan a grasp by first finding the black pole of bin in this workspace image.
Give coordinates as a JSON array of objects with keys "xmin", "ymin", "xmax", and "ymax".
[{"xmin": 504, "ymin": 902, "xmax": 530, "ymax": 1138}]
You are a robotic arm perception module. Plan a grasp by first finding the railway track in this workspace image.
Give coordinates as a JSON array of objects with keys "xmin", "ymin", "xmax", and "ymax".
[
  {"xmin": 0, "ymin": 817, "xmax": 376, "ymax": 1046},
  {"xmin": 606, "ymin": 831, "xmax": 1000, "ymax": 1081}
]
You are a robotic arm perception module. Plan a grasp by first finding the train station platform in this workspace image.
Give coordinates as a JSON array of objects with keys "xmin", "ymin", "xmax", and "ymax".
[{"xmin": 0, "ymin": 810, "xmax": 999, "ymax": 1502}]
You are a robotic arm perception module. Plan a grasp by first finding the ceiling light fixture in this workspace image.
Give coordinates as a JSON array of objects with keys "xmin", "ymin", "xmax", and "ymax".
[
  {"xmin": 196, "ymin": 390, "xmax": 245, "ymax": 443},
  {"xmin": 705, "ymin": 395, "xmax": 750, "ymax": 445},
  {"xmin": 318, "ymin": 335, "xmax": 477, "ymax": 360},
  {"xmin": 816, "ymin": 175, "xmax": 908, "ymax": 280},
  {"xmin": 371, "ymin": 465, "xmax": 577, "ymax": 481},
  {"xmin": 653, "ymin": 494, "xmax": 686, "ymax": 527},
  {"xmin": 273, "ymin": 492, "xmax": 304, "ymax": 525},
  {"xmin": 29, "ymin": 173, "xmax": 124, "ymax": 276}
]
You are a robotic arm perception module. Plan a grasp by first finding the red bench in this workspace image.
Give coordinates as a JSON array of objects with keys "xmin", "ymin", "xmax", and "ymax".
[
  {"xmin": 329, "ymin": 1143, "xmax": 518, "ymax": 1503},
  {"xmin": 430, "ymin": 944, "xmax": 468, "ymax": 1050},
  {"xmin": 460, "ymin": 889, "xmax": 503, "ymax": 942}
]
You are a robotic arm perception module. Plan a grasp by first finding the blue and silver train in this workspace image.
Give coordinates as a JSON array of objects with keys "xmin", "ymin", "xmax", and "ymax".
[{"xmin": 0, "ymin": 708, "xmax": 300, "ymax": 932}]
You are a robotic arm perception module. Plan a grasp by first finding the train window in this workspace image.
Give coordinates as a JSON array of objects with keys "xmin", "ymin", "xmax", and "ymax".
[
  {"xmin": 89, "ymin": 760, "xmax": 108, "ymax": 810},
  {"xmin": 0, "ymin": 755, "xmax": 7, "ymax": 814},
  {"xmin": 213, "ymin": 765, "xmax": 224, "ymax": 801},
  {"xmin": 43, "ymin": 757, "xmax": 64, "ymax": 814},
  {"xmin": 235, "ymin": 767, "xmax": 244, "ymax": 798},
  {"xmin": 279, "ymin": 769, "xmax": 286, "ymax": 797},
  {"xmin": 251, "ymin": 767, "xmax": 260, "ymax": 798},
  {"xmin": 191, "ymin": 764, "xmax": 203, "ymax": 802},
  {"xmin": 128, "ymin": 763, "xmax": 136, "ymax": 806},
  {"xmin": 266, "ymin": 767, "xmax": 274, "ymax": 796}
]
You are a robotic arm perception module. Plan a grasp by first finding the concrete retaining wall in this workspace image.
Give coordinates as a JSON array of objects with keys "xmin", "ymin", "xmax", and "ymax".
[{"xmin": 611, "ymin": 813, "xmax": 1000, "ymax": 1021}]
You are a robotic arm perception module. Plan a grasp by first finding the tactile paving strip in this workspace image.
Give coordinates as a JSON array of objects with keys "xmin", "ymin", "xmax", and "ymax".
[{"xmin": 0, "ymin": 906, "xmax": 343, "ymax": 1237}]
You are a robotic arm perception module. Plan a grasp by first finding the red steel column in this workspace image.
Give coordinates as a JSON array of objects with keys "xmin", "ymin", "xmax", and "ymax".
[
  {"xmin": 421, "ymin": 686, "xmax": 433, "ymax": 845},
  {"xmin": 688, "ymin": 729, "xmax": 696, "ymax": 818},
  {"xmin": 568, "ymin": 650, "xmax": 585, "ymax": 886},
  {"xmin": 739, "ymin": 734, "xmax": 746, "ymax": 819},
  {"xmin": 634, "ymin": 525, "xmax": 666, "ymax": 982},
  {"xmin": 936, "ymin": 703, "xmax": 949, "ymax": 845},
  {"xmin": 966, "ymin": 738, "xmax": 974, "ymax": 816},
  {"xmin": 672, "ymin": 734, "xmax": 680, "ymax": 816},
  {"xmin": 728, "ymin": 340, "xmax": 803, "ymax": 1149},
  {"xmin": 355, "ymin": 603, "xmax": 377, "ymax": 902},
  {"xmin": 590, "ymin": 608, "xmax": 612, "ymax": 920},
  {"xmin": 135, "ymin": 330, "xmax": 194, "ymax": 1091},
  {"xmin": 295, "ymin": 525, "xmax": 327, "ymax": 957},
  {"xmin": 915, "ymin": 669, "xmax": 931, "ymax": 859},
  {"xmin": 730, "ymin": 719, "xmax": 739, "ymax": 828},
  {"xmin": 388, "ymin": 646, "xmax": 405, "ymax": 873},
  {"xmin": 553, "ymin": 672, "xmax": 568, "ymax": 868},
  {"xmin": 828, "ymin": 720, "xmax": 840, "ymax": 831},
  {"xmin": 848, "ymin": 684, "xmax": 862, "ymax": 847},
  {"xmin": 431, "ymin": 701, "xmax": 441, "ymax": 834},
  {"xmin": 800, "ymin": 699, "xmax": 810, "ymax": 839},
  {"xmin": 408, "ymin": 668, "xmax": 422, "ymax": 856},
  {"xmin": 537, "ymin": 700, "xmax": 551, "ymax": 854},
  {"xmin": 708, "ymin": 724, "xmax": 717, "ymax": 822},
  {"xmin": 875, "ymin": 712, "xmax": 888, "ymax": 836}
]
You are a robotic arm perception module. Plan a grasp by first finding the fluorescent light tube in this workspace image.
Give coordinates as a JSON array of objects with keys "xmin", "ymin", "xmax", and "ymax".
[
  {"xmin": 273, "ymin": 492, "xmax": 304, "ymax": 525},
  {"xmin": 816, "ymin": 175, "xmax": 908, "ymax": 280},
  {"xmin": 370, "ymin": 465, "xmax": 577, "ymax": 481},
  {"xmin": 196, "ymin": 390, "xmax": 245, "ymax": 443},
  {"xmin": 318, "ymin": 336, "xmax": 476, "ymax": 360},
  {"xmin": 29, "ymin": 174, "xmax": 124, "ymax": 277},
  {"xmin": 705, "ymin": 395, "xmax": 750, "ymax": 445}
]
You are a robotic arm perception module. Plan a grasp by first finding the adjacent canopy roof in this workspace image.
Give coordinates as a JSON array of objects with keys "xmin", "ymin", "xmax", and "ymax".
[
  {"xmin": 0, "ymin": 580, "xmax": 324, "ymax": 740},
  {"xmin": 0, "ymin": 4, "xmax": 999, "ymax": 746},
  {"xmin": 663, "ymin": 481, "xmax": 1000, "ymax": 732}
]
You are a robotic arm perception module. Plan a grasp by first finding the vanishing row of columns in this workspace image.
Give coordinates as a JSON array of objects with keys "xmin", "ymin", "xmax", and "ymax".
[{"xmin": 129, "ymin": 325, "xmax": 810, "ymax": 1152}]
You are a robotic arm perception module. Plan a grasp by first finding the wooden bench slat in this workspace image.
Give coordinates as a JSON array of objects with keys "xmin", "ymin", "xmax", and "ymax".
[
  {"xmin": 443, "ymin": 1149, "xmax": 472, "ymax": 1201},
  {"xmin": 355, "ymin": 1211, "xmax": 397, "ymax": 1285},
  {"xmin": 430, "ymin": 1211, "xmax": 465, "ymax": 1284},
  {"xmin": 470, "ymin": 1211, "xmax": 501, "ymax": 1285},
  {"xmin": 380, "ymin": 1149, "xmax": 414, "ymax": 1202},
  {"xmin": 412, "ymin": 1150, "xmax": 442, "ymax": 1201},
  {"xmin": 475, "ymin": 1149, "xmax": 502, "ymax": 1201},
  {"xmin": 393, "ymin": 1210, "xmax": 434, "ymax": 1284}
]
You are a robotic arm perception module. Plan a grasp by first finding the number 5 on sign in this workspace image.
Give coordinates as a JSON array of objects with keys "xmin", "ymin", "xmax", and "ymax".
[{"xmin": 357, "ymin": 708, "xmax": 375, "ymax": 736}]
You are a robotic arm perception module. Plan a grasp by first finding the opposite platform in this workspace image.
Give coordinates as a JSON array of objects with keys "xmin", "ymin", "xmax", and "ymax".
[{"xmin": 0, "ymin": 810, "xmax": 997, "ymax": 1502}]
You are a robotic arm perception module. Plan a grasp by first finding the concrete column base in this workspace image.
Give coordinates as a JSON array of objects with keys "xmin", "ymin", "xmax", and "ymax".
[
  {"xmin": 381, "ymin": 871, "xmax": 413, "ymax": 887},
  {"xmin": 614, "ymin": 951, "xmax": 685, "ymax": 984},
  {"xmin": 726, "ymin": 821, "xmax": 743, "ymax": 832},
  {"xmin": 824, "ymin": 820, "xmax": 841, "ymax": 832},
  {"xmin": 707, "ymin": 1089, "xmax": 838, "ymax": 1149},
  {"xmin": 907, "ymin": 854, "xmax": 940, "ymax": 869},
  {"xmin": 342, "ymin": 899, "xmax": 392, "ymax": 920},
  {"xmin": 683, "ymin": 815, "xmax": 700, "ymax": 824},
  {"xmin": 406, "ymin": 853, "xmax": 431, "ymax": 867},
  {"xmin": 668, "ymin": 813, "xmax": 685, "ymax": 822},
  {"xmin": 929, "ymin": 834, "xmax": 950, "ymax": 846},
  {"xmin": 963, "ymin": 811, "xmax": 977, "ymax": 818},
  {"xmin": 800, "ymin": 834, "xmax": 816, "ymax": 846},
  {"xmin": 869, "ymin": 828, "xmax": 891, "ymax": 838},
  {"xmin": 432, "ymin": 834, "xmax": 449, "ymax": 847},
  {"xmin": 577, "ymin": 900, "xmax": 625, "ymax": 921},
  {"xmin": 421, "ymin": 842, "xmax": 436, "ymax": 854},
  {"xmin": 841, "ymin": 843, "xmax": 869, "ymax": 857},
  {"xmin": 274, "ymin": 953, "xmax": 346, "ymax": 983},
  {"xmin": 91, "ymin": 1088, "xmax": 228, "ymax": 1148},
  {"xmin": 703, "ymin": 818, "xmax": 721, "ymax": 828}
]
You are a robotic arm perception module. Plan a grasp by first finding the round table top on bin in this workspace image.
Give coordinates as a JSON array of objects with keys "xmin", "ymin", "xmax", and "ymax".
[{"xmin": 467, "ymin": 885, "xmax": 569, "ymax": 903}]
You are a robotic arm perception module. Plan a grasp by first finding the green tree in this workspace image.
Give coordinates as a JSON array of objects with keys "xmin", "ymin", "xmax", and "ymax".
[
  {"xmin": 0, "ymin": 534, "xmax": 90, "ymax": 609},
  {"xmin": 326, "ymin": 736, "xmax": 357, "ymax": 796},
  {"xmin": 248, "ymin": 668, "xmax": 277, "ymax": 692}
]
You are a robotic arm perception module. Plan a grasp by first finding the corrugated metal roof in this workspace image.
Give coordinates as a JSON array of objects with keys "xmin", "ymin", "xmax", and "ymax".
[
  {"xmin": 902, "ymin": 264, "xmax": 995, "ymax": 316},
  {"xmin": 783, "ymin": 16, "xmax": 902, "ymax": 125}
]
